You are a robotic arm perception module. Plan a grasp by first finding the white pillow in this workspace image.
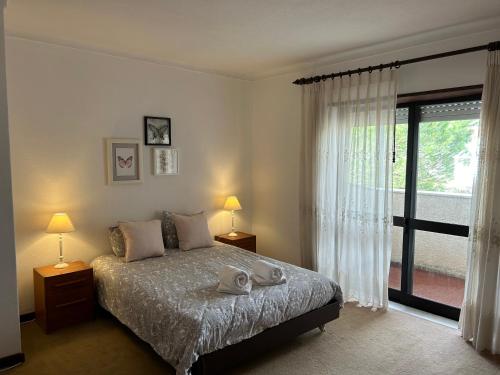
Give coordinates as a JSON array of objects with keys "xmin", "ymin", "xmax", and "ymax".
[
  {"xmin": 118, "ymin": 220, "xmax": 165, "ymax": 262},
  {"xmin": 172, "ymin": 212, "xmax": 214, "ymax": 251}
]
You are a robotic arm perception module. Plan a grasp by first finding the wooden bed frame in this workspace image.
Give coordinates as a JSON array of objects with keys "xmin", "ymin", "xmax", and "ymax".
[{"xmin": 190, "ymin": 298, "xmax": 341, "ymax": 375}]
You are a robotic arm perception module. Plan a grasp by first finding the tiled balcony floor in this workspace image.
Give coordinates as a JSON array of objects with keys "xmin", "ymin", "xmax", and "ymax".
[{"xmin": 389, "ymin": 263, "xmax": 465, "ymax": 308}]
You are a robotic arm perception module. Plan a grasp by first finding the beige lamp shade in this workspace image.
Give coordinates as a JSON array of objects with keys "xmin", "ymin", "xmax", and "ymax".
[
  {"xmin": 46, "ymin": 213, "xmax": 75, "ymax": 234},
  {"xmin": 224, "ymin": 196, "xmax": 242, "ymax": 211}
]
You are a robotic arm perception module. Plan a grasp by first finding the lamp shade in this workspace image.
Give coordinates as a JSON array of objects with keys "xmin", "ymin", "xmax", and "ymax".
[
  {"xmin": 224, "ymin": 196, "xmax": 242, "ymax": 211},
  {"xmin": 46, "ymin": 213, "xmax": 75, "ymax": 234}
]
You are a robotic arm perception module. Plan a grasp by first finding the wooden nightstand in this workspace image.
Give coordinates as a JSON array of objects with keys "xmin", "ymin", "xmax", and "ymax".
[
  {"xmin": 33, "ymin": 261, "xmax": 94, "ymax": 333},
  {"xmin": 215, "ymin": 232, "xmax": 256, "ymax": 252}
]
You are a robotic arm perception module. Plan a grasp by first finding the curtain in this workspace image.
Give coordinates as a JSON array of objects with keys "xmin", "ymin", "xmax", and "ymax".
[
  {"xmin": 460, "ymin": 49, "xmax": 500, "ymax": 353},
  {"xmin": 300, "ymin": 69, "xmax": 398, "ymax": 309}
]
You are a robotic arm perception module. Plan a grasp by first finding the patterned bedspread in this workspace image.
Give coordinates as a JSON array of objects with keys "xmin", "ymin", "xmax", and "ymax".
[{"xmin": 91, "ymin": 243, "xmax": 342, "ymax": 374}]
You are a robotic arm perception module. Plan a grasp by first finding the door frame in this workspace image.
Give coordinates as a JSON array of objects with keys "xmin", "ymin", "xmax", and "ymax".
[{"xmin": 390, "ymin": 89, "xmax": 482, "ymax": 321}]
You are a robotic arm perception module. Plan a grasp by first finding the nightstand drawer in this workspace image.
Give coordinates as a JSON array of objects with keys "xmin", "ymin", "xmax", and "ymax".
[
  {"xmin": 46, "ymin": 270, "xmax": 93, "ymax": 303},
  {"xmin": 47, "ymin": 273, "xmax": 91, "ymax": 289},
  {"xmin": 47, "ymin": 273, "xmax": 92, "ymax": 293},
  {"xmin": 53, "ymin": 296, "xmax": 90, "ymax": 310},
  {"xmin": 47, "ymin": 281, "xmax": 93, "ymax": 306},
  {"xmin": 49, "ymin": 297, "xmax": 94, "ymax": 331}
]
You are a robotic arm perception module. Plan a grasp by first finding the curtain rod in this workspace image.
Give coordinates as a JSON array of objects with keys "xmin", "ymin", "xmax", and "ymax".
[{"xmin": 293, "ymin": 41, "xmax": 500, "ymax": 86}]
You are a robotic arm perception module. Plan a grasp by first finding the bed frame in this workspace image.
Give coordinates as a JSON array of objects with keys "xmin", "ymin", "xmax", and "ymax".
[
  {"xmin": 190, "ymin": 298, "xmax": 341, "ymax": 375},
  {"xmin": 98, "ymin": 296, "xmax": 340, "ymax": 375}
]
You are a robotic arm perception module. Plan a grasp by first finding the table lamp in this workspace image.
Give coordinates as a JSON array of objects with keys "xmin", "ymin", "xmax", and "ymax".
[
  {"xmin": 46, "ymin": 212, "xmax": 75, "ymax": 269},
  {"xmin": 224, "ymin": 196, "xmax": 242, "ymax": 237}
]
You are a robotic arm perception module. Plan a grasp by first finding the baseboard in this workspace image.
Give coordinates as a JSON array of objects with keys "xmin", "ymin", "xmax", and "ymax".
[
  {"xmin": 0, "ymin": 352, "xmax": 25, "ymax": 371},
  {"xmin": 20, "ymin": 312, "xmax": 35, "ymax": 323}
]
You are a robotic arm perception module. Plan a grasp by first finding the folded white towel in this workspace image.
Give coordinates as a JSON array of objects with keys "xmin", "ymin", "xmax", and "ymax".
[
  {"xmin": 252, "ymin": 260, "xmax": 286, "ymax": 286},
  {"xmin": 217, "ymin": 265, "xmax": 251, "ymax": 295}
]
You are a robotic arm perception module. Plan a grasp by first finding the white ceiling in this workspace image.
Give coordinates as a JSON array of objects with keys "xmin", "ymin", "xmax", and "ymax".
[{"xmin": 5, "ymin": 0, "xmax": 500, "ymax": 79}]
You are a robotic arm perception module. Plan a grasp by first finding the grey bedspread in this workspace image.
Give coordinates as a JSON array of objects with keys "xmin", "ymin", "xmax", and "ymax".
[{"xmin": 91, "ymin": 243, "xmax": 342, "ymax": 375}]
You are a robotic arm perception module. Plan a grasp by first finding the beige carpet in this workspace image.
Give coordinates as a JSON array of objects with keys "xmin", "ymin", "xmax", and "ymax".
[{"xmin": 7, "ymin": 304, "xmax": 500, "ymax": 375}]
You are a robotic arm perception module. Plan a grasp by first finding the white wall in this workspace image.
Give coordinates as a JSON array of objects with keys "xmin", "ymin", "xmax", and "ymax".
[
  {"xmin": 7, "ymin": 37, "xmax": 252, "ymax": 314},
  {"xmin": 250, "ymin": 29, "xmax": 500, "ymax": 266},
  {"xmin": 0, "ymin": 3, "xmax": 22, "ymax": 359}
]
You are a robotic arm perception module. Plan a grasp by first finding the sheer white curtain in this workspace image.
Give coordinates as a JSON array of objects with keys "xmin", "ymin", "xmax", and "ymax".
[
  {"xmin": 300, "ymin": 69, "xmax": 398, "ymax": 309},
  {"xmin": 460, "ymin": 49, "xmax": 500, "ymax": 353}
]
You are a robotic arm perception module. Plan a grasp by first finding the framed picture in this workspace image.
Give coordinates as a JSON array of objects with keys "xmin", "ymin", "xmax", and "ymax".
[
  {"xmin": 153, "ymin": 148, "xmax": 179, "ymax": 176},
  {"xmin": 144, "ymin": 116, "xmax": 171, "ymax": 146},
  {"xmin": 106, "ymin": 138, "xmax": 143, "ymax": 184}
]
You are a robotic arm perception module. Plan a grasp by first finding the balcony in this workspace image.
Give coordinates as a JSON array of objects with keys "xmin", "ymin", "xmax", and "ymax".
[
  {"xmin": 391, "ymin": 190, "xmax": 470, "ymax": 308},
  {"xmin": 389, "ymin": 263, "xmax": 465, "ymax": 308}
]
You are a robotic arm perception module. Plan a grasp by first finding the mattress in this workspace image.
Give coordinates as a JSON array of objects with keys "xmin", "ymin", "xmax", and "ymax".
[{"xmin": 91, "ymin": 243, "xmax": 342, "ymax": 374}]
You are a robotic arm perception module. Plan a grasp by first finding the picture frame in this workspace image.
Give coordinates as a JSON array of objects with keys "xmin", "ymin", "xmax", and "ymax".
[
  {"xmin": 106, "ymin": 138, "xmax": 143, "ymax": 184},
  {"xmin": 153, "ymin": 148, "xmax": 179, "ymax": 176},
  {"xmin": 144, "ymin": 116, "xmax": 171, "ymax": 146}
]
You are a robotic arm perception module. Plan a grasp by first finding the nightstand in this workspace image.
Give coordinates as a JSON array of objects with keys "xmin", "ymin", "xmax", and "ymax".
[
  {"xmin": 33, "ymin": 261, "xmax": 94, "ymax": 333},
  {"xmin": 215, "ymin": 232, "xmax": 256, "ymax": 252}
]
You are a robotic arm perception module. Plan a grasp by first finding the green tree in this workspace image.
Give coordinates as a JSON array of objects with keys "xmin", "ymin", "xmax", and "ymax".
[{"xmin": 393, "ymin": 120, "xmax": 474, "ymax": 192}]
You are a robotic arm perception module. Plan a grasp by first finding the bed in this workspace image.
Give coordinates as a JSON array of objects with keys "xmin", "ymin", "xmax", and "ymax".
[{"xmin": 91, "ymin": 242, "xmax": 343, "ymax": 375}]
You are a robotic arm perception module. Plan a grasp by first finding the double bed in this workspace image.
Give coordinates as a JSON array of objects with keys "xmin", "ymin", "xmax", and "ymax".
[{"xmin": 92, "ymin": 242, "xmax": 343, "ymax": 374}]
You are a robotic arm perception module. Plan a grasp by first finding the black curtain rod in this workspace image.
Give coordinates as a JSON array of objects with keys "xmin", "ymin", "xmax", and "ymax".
[{"xmin": 293, "ymin": 40, "xmax": 500, "ymax": 85}]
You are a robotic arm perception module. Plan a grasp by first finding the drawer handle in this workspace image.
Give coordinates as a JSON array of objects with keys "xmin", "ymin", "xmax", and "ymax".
[
  {"xmin": 53, "ymin": 278, "xmax": 87, "ymax": 288},
  {"xmin": 55, "ymin": 298, "xmax": 87, "ymax": 308}
]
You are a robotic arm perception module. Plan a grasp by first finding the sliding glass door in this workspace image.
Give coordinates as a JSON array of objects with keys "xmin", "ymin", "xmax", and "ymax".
[{"xmin": 389, "ymin": 95, "xmax": 481, "ymax": 320}]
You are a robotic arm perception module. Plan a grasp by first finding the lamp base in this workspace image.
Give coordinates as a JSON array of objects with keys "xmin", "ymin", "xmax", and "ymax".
[
  {"xmin": 54, "ymin": 262, "xmax": 69, "ymax": 269},
  {"xmin": 228, "ymin": 231, "xmax": 238, "ymax": 237}
]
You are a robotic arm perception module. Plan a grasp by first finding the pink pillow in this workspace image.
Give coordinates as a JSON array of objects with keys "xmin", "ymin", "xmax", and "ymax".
[
  {"xmin": 118, "ymin": 220, "xmax": 165, "ymax": 262},
  {"xmin": 172, "ymin": 212, "xmax": 214, "ymax": 251}
]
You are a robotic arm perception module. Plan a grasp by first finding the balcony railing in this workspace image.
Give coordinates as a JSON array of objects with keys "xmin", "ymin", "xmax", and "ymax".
[{"xmin": 391, "ymin": 189, "xmax": 471, "ymax": 307}]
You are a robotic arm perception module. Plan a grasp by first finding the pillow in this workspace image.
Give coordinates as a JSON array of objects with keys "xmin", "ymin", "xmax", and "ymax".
[
  {"xmin": 172, "ymin": 212, "xmax": 214, "ymax": 251},
  {"xmin": 118, "ymin": 220, "xmax": 165, "ymax": 262},
  {"xmin": 161, "ymin": 211, "xmax": 203, "ymax": 249},
  {"xmin": 108, "ymin": 226, "xmax": 126, "ymax": 257},
  {"xmin": 161, "ymin": 211, "xmax": 179, "ymax": 249}
]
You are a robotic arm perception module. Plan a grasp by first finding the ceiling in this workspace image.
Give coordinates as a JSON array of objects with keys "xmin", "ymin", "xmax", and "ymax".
[{"xmin": 5, "ymin": 0, "xmax": 500, "ymax": 79}]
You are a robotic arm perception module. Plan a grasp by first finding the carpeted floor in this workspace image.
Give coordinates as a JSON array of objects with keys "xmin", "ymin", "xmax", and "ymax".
[{"xmin": 6, "ymin": 304, "xmax": 500, "ymax": 375}]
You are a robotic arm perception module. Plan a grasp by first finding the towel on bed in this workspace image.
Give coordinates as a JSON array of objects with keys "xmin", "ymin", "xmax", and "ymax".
[
  {"xmin": 217, "ymin": 265, "xmax": 251, "ymax": 295},
  {"xmin": 252, "ymin": 259, "xmax": 286, "ymax": 286}
]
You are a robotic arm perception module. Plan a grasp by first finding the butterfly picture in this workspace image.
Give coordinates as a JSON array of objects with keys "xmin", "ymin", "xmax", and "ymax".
[
  {"xmin": 144, "ymin": 116, "xmax": 171, "ymax": 145},
  {"xmin": 107, "ymin": 139, "xmax": 143, "ymax": 184},
  {"xmin": 117, "ymin": 156, "xmax": 133, "ymax": 168}
]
